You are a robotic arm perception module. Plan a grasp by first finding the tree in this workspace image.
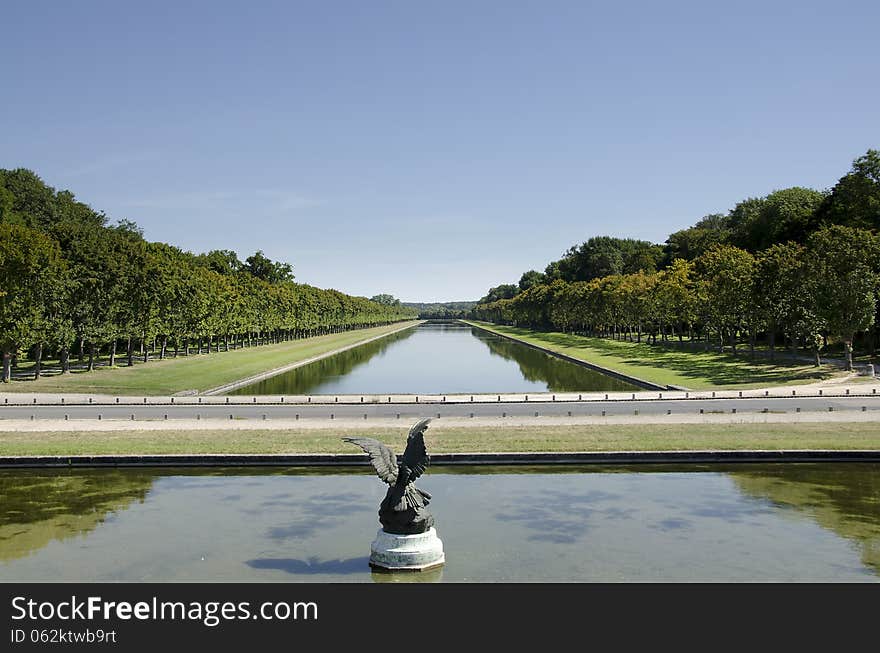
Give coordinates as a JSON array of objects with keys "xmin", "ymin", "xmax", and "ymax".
[
  {"xmin": 694, "ymin": 245, "xmax": 756, "ymax": 354},
  {"xmin": 664, "ymin": 214, "xmax": 731, "ymax": 262},
  {"xmin": 0, "ymin": 224, "xmax": 65, "ymax": 382},
  {"xmin": 370, "ymin": 294, "xmax": 401, "ymax": 307},
  {"xmin": 479, "ymin": 284, "xmax": 519, "ymax": 304},
  {"xmin": 730, "ymin": 188, "xmax": 825, "ymax": 251},
  {"xmin": 818, "ymin": 149, "xmax": 880, "ymax": 232},
  {"xmin": 755, "ymin": 243, "xmax": 825, "ymax": 364},
  {"xmin": 555, "ymin": 236, "xmax": 663, "ymax": 282},
  {"xmin": 0, "ymin": 168, "xmax": 57, "ymax": 229},
  {"xmin": 806, "ymin": 225, "xmax": 880, "ymax": 370},
  {"xmin": 195, "ymin": 249, "xmax": 243, "ymax": 275},
  {"xmin": 245, "ymin": 250, "xmax": 294, "ymax": 283},
  {"xmin": 654, "ymin": 259, "xmax": 696, "ymax": 343},
  {"xmin": 518, "ymin": 270, "xmax": 546, "ymax": 292}
]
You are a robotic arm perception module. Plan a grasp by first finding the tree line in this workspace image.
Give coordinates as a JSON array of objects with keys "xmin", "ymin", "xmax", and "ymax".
[
  {"xmin": 0, "ymin": 169, "xmax": 416, "ymax": 382},
  {"xmin": 473, "ymin": 150, "xmax": 880, "ymax": 371}
]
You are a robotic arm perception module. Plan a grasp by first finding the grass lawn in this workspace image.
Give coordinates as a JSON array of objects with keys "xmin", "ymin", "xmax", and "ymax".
[
  {"xmin": 2, "ymin": 422, "xmax": 878, "ymax": 456},
  {"xmin": 464, "ymin": 321, "xmax": 845, "ymax": 390},
  {"xmin": 1, "ymin": 322, "xmax": 420, "ymax": 396}
]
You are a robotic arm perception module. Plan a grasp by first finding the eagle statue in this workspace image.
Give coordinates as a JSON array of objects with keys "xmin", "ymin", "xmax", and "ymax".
[{"xmin": 343, "ymin": 418, "xmax": 435, "ymax": 535}]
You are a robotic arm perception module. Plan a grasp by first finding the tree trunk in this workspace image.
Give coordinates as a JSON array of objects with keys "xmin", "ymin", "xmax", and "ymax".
[
  {"xmin": 730, "ymin": 329, "xmax": 737, "ymax": 355},
  {"xmin": 2, "ymin": 349, "xmax": 11, "ymax": 382},
  {"xmin": 869, "ymin": 324, "xmax": 876, "ymax": 358},
  {"xmin": 160, "ymin": 336, "xmax": 167, "ymax": 360},
  {"xmin": 88, "ymin": 344, "xmax": 96, "ymax": 372},
  {"xmin": 844, "ymin": 338, "xmax": 853, "ymax": 371},
  {"xmin": 33, "ymin": 343, "xmax": 43, "ymax": 380},
  {"xmin": 814, "ymin": 347, "xmax": 821, "ymax": 367},
  {"xmin": 143, "ymin": 338, "xmax": 149, "ymax": 363},
  {"xmin": 78, "ymin": 336, "xmax": 85, "ymax": 363},
  {"xmin": 127, "ymin": 337, "xmax": 134, "ymax": 367},
  {"xmin": 769, "ymin": 330, "xmax": 775, "ymax": 360},
  {"xmin": 60, "ymin": 347, "xmax": 70, "ymax": 374},
  {"xmin": 749, "ymin": 329, "xmax": 755, "ymax": 359},
  {"xmin": 109, "ymin": 340, "xmax": 117, "ymax": 367}
]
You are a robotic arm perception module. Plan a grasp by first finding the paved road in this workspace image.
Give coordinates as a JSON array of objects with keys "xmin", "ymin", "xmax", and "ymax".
[{"xmin": 2, "ymin": 395, "xmax": 878, "ymax": 422}]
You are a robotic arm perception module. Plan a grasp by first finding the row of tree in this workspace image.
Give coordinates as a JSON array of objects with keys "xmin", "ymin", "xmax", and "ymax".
[
  {"xmin": 0, "ymin": 169, "xmax": 416, "ymax": 382},
  {"xmin": 474, "ymin": 150, "xmax": 880, "ymax": 370}
]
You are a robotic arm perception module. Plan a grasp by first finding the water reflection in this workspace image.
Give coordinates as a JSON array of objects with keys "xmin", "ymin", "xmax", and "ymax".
[
  {"xmin": 230, "ymin": 328, "xmax": 417, "ymax": 395},
  {"xmin": 230, "ymin": 322, "xmax": 638, "ymax": 395},
  {"xmin": 473, "ymin": 330, "xmax": 637, "ymax": 392},
  {"xmin": 0, "ymin": 469, "xmax": 155, "ymax": 562},
  {"xmin": 729, "ymin": 464, "xmax": 880, "ymax": 572},
  {"xmin": 0, "ymin": 464, "xmax": 877, "ymax": 581}
]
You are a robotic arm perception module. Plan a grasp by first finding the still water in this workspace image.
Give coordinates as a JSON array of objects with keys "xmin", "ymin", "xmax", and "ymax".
[
  {"xmin": 1, "ymin": 464, "xmax": 878, "ymax": 582},
  {"xmin": 230, "ymin": 322, "xmax": 637, "ymax": 395}
]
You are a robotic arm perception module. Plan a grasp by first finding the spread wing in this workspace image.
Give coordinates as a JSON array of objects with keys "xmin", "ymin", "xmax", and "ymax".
[
  {"xmin": 342, "ymin": 437, "xmax": 398, "ymax": 484},
  {"xmin": 400, "ymin": 418, "xmax": 431, "ymax": 481}
]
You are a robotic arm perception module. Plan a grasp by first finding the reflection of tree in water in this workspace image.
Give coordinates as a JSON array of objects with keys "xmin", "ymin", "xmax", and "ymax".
[
  {"xmin": 0, "ymin": 470, "xmax": 155, "ymax": 562},
  {"xmin": 729, "ymin": 464, "xmax": 880, "ymax": 574},
  {"xmin": 230, "ymin": 328, "xmax": 417, "ymax": 395},
  {"xmin": 472, "ymin": 329, "xmax": 637, "ymax": 392}
]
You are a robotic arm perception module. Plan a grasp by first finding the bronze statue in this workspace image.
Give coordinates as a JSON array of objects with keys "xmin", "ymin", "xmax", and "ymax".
[{"xmin": 343, "ymin": 418, "xmax": 435, "ymax": 535}]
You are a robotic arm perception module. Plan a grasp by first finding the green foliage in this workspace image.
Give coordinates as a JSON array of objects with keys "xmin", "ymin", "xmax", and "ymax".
[
  {"xmin": 806, "ymin": 225, "xmax": 880, "ymax": 369},
  {"xmin": 0, "ymin": 168, "xmax": 417, "ymax": 381},
  {"xmin": 479, "ymin": 284, "xmax": 520, "ymax": 304},
  {"xmin": 474, "ymin": 148, "xmax": 880, "ymax": 364},
  {"xmin": 0, "ymin": 223, "xmax": 68, "ymax": 380},
  {"xmin": 518, "ymin": 270, "xmax": 546, "ymax": 291},
  {"xmin": 555, "ymin": 236, "xmax": 664, "ymax": 282},
  {"xmin": 818, "ymin": 149, "xmax": 880, "ymax": 231},
  {"xmin": 664, "ymin": 214, "xmax": 731, "ymax": 261},
  {"xmin": 403, "ymin": 301, "xmax": 477, "ymax": 318},
  {"xmin": 369, "ymin": 294, "xmax": 401, "ymax": 307},
  {"xmin": 244, "ymin": 250, "xmax": 294, "ymax": 283}
]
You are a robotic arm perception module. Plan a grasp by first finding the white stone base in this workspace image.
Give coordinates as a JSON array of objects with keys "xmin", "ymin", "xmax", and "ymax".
[{"xmin": 369, "ymin": 527, "xmax": 445, "ymax": 571}]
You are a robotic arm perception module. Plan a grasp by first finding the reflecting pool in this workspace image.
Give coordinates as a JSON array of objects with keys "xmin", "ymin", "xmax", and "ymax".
[
  {"xmin": 1, "ymin": 463, "xmax": 878, "ymax": 582},
  {"xmin": 230, "ymin": 322, "xmax": 638, "ymax": 395}
]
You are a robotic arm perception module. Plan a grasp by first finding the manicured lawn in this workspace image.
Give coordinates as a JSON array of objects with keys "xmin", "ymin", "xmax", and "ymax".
[
  {"xmin": 0, "ymin": 322, "xmax": 420, "ymax": 396},
  {"xmin": 1, "ymin": 422, "xmax": 878, "ymax": 455},
  {"xmin": 464, "ymin": 321, "xmax": 845, "ymax": 390}
]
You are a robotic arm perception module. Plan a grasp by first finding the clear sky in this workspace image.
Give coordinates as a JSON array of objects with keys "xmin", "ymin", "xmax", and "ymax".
[{"xmin": 2, "ymin": 1, "xmax": 878, "ymax": 302}]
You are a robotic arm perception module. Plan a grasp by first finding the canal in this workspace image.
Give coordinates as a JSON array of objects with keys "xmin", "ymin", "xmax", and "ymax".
[
  {"xmin": 229, "ymin": 321, "xmax": 638, "ymax": 395},
  {"xmin": 1, "ymin": 463, "xmax": 877, "ymax": 582}
]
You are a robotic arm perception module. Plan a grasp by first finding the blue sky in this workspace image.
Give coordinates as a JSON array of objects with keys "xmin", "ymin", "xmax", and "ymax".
[{"xmin": 2, "ymin": 1, "xmax": 878, "ymax": 302}]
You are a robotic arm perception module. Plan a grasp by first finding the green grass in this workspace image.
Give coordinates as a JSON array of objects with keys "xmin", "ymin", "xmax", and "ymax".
[
  {"xmin": 464, "ymin": 321, "xmax": 845, "ymax": 390},
  {"xmin": 1, "ymin": 322, "xmax": 420, "ymax": 396},
  {"xmin": 1, "ymin": 422, "xmax": 878, "ymax": 455}
]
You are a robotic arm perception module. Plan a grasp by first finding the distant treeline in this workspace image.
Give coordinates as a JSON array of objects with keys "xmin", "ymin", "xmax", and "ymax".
[
  {"xmin": 0, "ymin": 169, "xmax": 416, "ymax": 381},
  {"xmin": 473, "ymin": 149, "xmax": 880, "ymax": 370},
  {"xmin": 403, "ymin": 301, "xmax": 477, "ymax": 318}
]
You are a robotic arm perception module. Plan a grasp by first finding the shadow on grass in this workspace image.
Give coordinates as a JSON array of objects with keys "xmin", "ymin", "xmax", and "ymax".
[{"xmin": 496, "ymin": 327, "xmax": 834, "ymax": 387}]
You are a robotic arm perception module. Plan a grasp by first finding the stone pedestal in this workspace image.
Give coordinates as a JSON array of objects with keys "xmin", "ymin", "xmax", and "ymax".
[{"xmin": 369, "ymin": 527, "xmax": 445, "ymax": 572}]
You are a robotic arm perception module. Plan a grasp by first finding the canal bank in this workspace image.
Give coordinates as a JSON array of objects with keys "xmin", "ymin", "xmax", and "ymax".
[{"xmin": 3, "ymin": 449, "xmax": 880, "ymax": 468}]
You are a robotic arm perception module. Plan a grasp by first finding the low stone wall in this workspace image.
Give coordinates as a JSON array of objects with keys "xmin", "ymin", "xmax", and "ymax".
[{"xmin": 2, "ymin": 449, "xmax": 879, "ymax": 468}]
